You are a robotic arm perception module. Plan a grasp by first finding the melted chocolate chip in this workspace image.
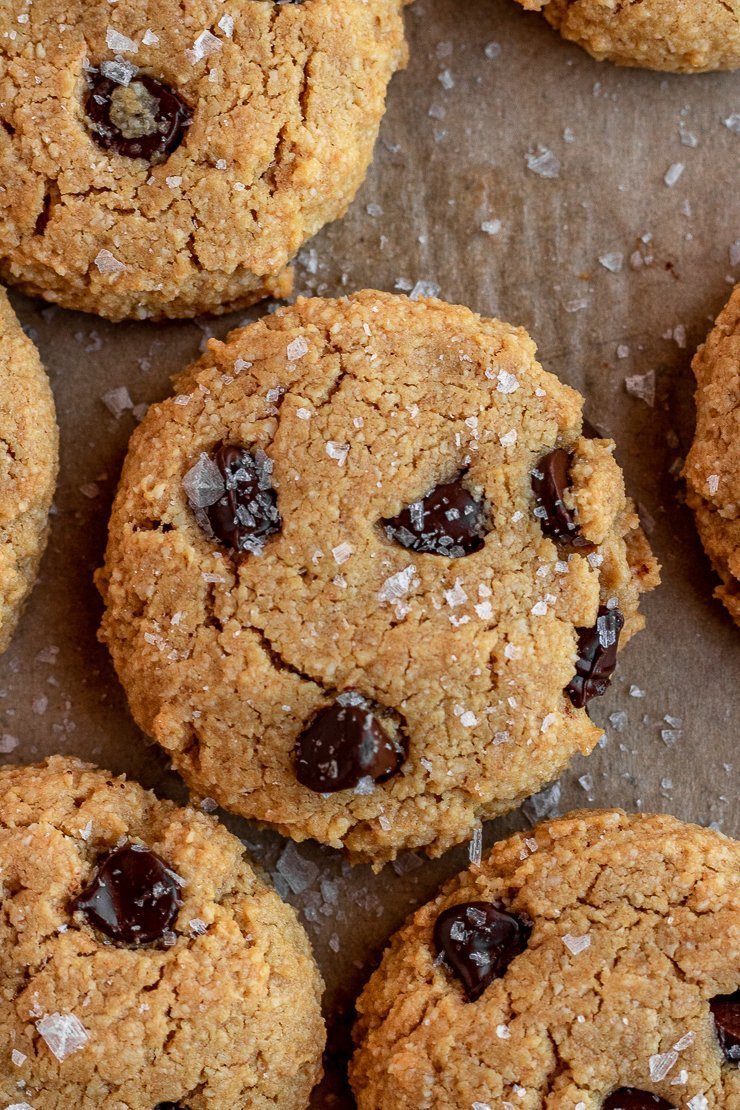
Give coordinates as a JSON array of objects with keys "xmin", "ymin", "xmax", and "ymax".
[
  {"xmin": 531, "ymin": 447, "xmax": 587, "ymax": 545},
  {"xmin": 71, "ymin": 844, "xmax": 182, "ymax": 945},
  {"xmin": 565, "ymin": 605, "xmax": 625, "ymax": 708},
  {"xmin": 602, "ymin": 1091, "xmax": 675, "ymax": 1110},
  {"xmin": 383, "ymin": 476, "xmax": 486, "ymax": 557},
  {"xmin": 711, "ymin": 989, "xmax": 740, "ymax": 1063},
  {"xmin": 294, "ymin": 699, "xmax": 404, "ymax": 793},
  {"xmin": 206, "ymin": 443, "xmax": 281, "ymax": 553},
  {"xmin": 85, "ymin": 71, "xmax": 192, "ymax": 162},
  {"xmin": 433, "ymin": 901, "xmax": 531, "ymax": 1002}
]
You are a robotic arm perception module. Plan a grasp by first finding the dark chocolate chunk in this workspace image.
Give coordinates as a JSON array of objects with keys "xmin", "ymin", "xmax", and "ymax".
[
  {"xmin": 383, "ymin": 476, "xmax": 486, "ymax": 557},
  {"xmin": 85, "ymin": 71, "xmax": 192, "ymax": 162},
  {"xmin": 205, "ymin": 443, "xmax": 281, "ymax": 553},
  {"xmin": 294, "ymin": 699, "xmax": 404, "ymax": 793},
  {"xmin": 711, "ymin": 989, "xmax": 740, "ymax": 1063},
  {"xmin": 565, "ymin": 605, "xmax": 625, "ymax": 708},
  {"xmin": 602, "ymin": 1091, "xmax": 675, "ymax": 1110},
  {"xmin": 71, "ymin": 843, "xmax": 181, "ymax": 945},
  {"xmin": 433, "ymin": 901, "xmax": 531, "ymax": 1002},
  {"xmin": 531, "ymin": 447, "xmax": 587, "ymax": 545}
]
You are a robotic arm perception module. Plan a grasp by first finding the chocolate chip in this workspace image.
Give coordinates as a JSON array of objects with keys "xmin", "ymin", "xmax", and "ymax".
[
  {"xmin": 71, "ymin": 844, "xmax": 182, "ymax": 945},
  {"xmin": 294, "ymin": 698, "xmax": 404, "ymax": 793},
  {"xmin": 85, "ymin": 71, "xmax": 192, "ymax": 162},
  {"xmin": 383, "ymin": 476, "xmax": 486, "ymax": 557},
  {"xmin": 711, "ymin": 989, "xmax": 740, "ymax": 1063},
  {"xmin": 531, "ymin": 447, "xmax": 587, "ymax": 545},
  {"xmin": 206, "ymin": 443, "xmax": 281, "ymax": 553},
  {"xmin": 565, "ymin": 605, "xmax": 625, "ymax": 708},
  {"xmin": 433, "ymin": 901, "xmax": 531, "ymax": 1002},
  {"xmin": 602, "ymin": 1091, "xmax": 675, "ymax": 1110}
]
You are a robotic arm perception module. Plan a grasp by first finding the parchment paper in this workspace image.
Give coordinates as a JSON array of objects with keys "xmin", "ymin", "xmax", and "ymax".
[{"xmin": 3, "ymin": 1, "xmax": 739, "ymax": 1104}]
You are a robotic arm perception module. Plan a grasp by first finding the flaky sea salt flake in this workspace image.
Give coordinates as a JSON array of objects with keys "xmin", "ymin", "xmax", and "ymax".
[
  {"xmin": 469, "ymin": 825, "xmax": 483, "ymax": 866},
  {"xmin": 496, "ymin": 369, "xmax": 519, "ymax": 394},
  {"xmin": 182, "ymin": 453, "xmax": 225, "ymax": 508},
  {"xmin": 562, "ymin": 933, "xmax": 591, "ymax": 955},
  {"xmin": 649, "ymin": 1050, "xmax": 678, "ymax": 1082},
  {"xmin": 599, "ymin": 252, "xmax": 624, "ymax": 273},
  {"xmin": 36, "ymin": 1013, "xmax": 89, "ymax": 1061},
  {"xmin": 332, "ymin": 542, "xmax": 353, "ymax": 566},
  {"xmin": 186, "ymin": 30, "xmax": 222, "ymax": 64},
  {"xmin": 664, "ymin": 162, "xmax": 685, "ymax": 187},
  {"xmin": 624, "ymin": 370, "xmax": 656, "ymax": 407},
  {"xmin": 326, "ymin": 441, "xmax": 349, "ymax": 466},
  {"xmin": 481, "ymin": 218, "xmax": 502, "ymax": 236},
  {"xmin": 93, "ymin": 248, "xmax": 126, "ymax": 275},
  {"xmin": 276, "ymin": 842, "xmax": 318, "ymax": 894},
  {"xmin": 106, "ymin": 27, "xmax": 138, "ymax": 53},
  {"xmin": 101, "ymin": 385, "xmax": 133, "ymax": 417},
  {"xmin": 287, "ymin": 336, "xmax": 309, "ymax": 361},
  {"xmin": 526, "ymin": 146, "xmax": 560, "ymax": 178},
  {"xmin": 410, "ymin": 280, "xmax": 441, "ymax": 301}
]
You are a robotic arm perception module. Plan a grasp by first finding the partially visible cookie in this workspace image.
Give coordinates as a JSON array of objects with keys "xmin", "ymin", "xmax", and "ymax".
[
  {"xmin": 684, "ymin": 286, "xmax": 740, "ymax": 626},
  {"xmin": 0, "ymin": 756, "xmax": 325, "ymax": 1110},
  {"xmin": 515, "ymin": 0, "xmax": 740, "ymax": 72},
  {"xmin": 97, "ymin": 290, "xmax": 659, "ymax": 864},
  {"xmin": 0, "ymin": 0, "xmax": 410, "ymax": 320},
  {"xmin": 0, "ymin": 289, "xmax": 58, "ymax": 652},
  {"xmin": 351, "ymin": 809, "xmax": 740, "ymax": 1109}
]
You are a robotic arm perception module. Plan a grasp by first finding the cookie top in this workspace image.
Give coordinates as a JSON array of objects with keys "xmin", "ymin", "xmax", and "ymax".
[
  {"xmin": 0, "ymin": 289, "xmax": 58, "ymax": 654},
  {"xmin": 0, "ymin": 756, "xmax": 325, "ymax": 1110},
  {"xmin": 516, "ymin": 0, "xmax": 740, "ymax": 72},
  {"xmin": 684, "ymin": 286, "xmax": 740, "ymax": 626},
  {"xmin": 351, "ymin": 809, "xmax": 740, "ymax": 1109},
  {"xmin": 97, "ymin": 291, "xmax": 659, "ymax": 864},
  {"xmin": 0, "ymin": 1, "xmax": 409, "ymax": 320}
]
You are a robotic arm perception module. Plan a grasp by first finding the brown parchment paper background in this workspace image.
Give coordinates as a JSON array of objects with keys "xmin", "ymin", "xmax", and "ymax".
[{"xmin": 2, "ymin": 1, "xmax": 739, "ymax": 1104}]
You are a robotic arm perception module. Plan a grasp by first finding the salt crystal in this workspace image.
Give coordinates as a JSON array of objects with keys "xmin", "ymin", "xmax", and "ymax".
[
  {"xmin": 484, "ymin": 41, "xmax": 501, "ymax": 59},
  {"xmin": 0, "ymin": 733, "xmax": 17, "ymax": 753},
  {"xmin": 526, "ymin": 146, "xmax": 560, "ymax": 178},
  {"xmin": 378, "ymin": 565, "xmax": 417, "ymax": 605},
  {"xmin": 723, "ymin": 113, "xmax": 740, "ymax": 135},
  {"xmin": 444, "ymin": 580, "xmax": 468, "ymax": 607},
  {"xmin": 11, "ymin": 1049, "xmax": 27, "ymax": 1066},
  {"xmin": 578, "ymin": 773, "xmax": 593, "ymax": 792},
  {"xmin": 186, "ymin": 30, "xmax": 222, "ymax": 64},
  {"xmin": 609, "ymin": 711, "xmax": 628, "ymax": 732},
  {"xmin": 670, "ymin": 1070, "xmax": 688, "ymax": 1086},
  {"xmin": 495, "ymin": 1023, "xmax": 511, "ymax": 1039},
  {"xmin": 531, "ymin": 600, "xmax": 548, "ymax": 616},
  {"xmin": 93, "ymin": 249, "xmax": 126, "ymax": 275},
  {"xmin": 165, "ymin": 175, "xmax": 182, "ymax": 188},
  {"xmin": 474, "ymin": 600, "xmax": 493, "ymax": 620},
  {"xmin": 541, "ymin": 713, "xmax": 556, "ymax": 732},
  {"xmin": 629, "ymin": 685, "xmax": 645, "ymax": 698},
  {"xmin": 599, "ymin": 252, "xmax": 623, "ymax": 273},
  {"xmin": 354, "ymin": 776, "xmax": 375, "ymax": 796},
  {"xmin": 7, "ymin": 1104, "xmax": 34, "ymax": 1110},
  {"xmin": 287, "ymin": 336, "xmax": 309, "ymax": 361},
  {"xmin": 564, "ymin": 295, "xmax": 590, "ymax": 313},
  {"xmin": 182, "ymin": 453, "xmax": 225, "ymax": 508},
  {"xmin": 438, "ymin": 68, "xmax": 454, "ymax": 90},
  {"xmin": 673, "ymin": 1031, "xmax": 695, "ymax": 1051},
  {"xmin": 276, "ymin": 842, "xmax": 318, "ymax": 894},
  {"xmin": 649, "ymin": 1050, "xmax": 678, "ymax": 1081},
  {"xmin": 624, "ymin": 370, "xmax": 656, "ymax": 407},
  {"xmin": 142, "ymin": 29, "xmax": 159, "ymax": 45},
  {"xmin": 218, "ymin": 13, "xmax": 234, "ymax": 37},
  {"xmin": 523, "ymin": 781, "xmax": 561, "ymax": 824},
  {"xmin": 36, "ymin": 1013, "xmax": 89, "ymax": 1061},
  {"xmin": 325, "ymin": 441, "xmax": 349, "ymax": 466},
  {"xmin": 296, "ymin": 407, "xmax": 311, "ymax": 420},
  {"xmin": 661, "ymin": 729, "xmax": 682, "ymax": 747},
  {"xmin": 459, "ymin": 710, "xmax": 478, "ymax": 728},
  {"xmin": 79, "ymin": 820, "xmax": 93, "ymax": 841},
  {"xmin": 410, "ymin": 280, "xmax": 440, "ymax": 301},
  {"xmin": 100, "ymin": 57, "xmax": 139, "ymax": 85},
  {"xmin": 481, "ymin": 218, "xmax": 502, "ymax": 236},
  {"xmin": 366, "ymin": 202, "xmax": 383, "ymax": 217},
  {"xmin": 332, "ymin": 543, "xmax": 353, "ymax": 565},
  {"xmin": 617, "ymin": 343, "xmax": 630, "ymax": 359},
  {"xmin": 106, "ymin": 27, "xmax": 138, "ymax": 53},
  {"xmin": 562, "ymin": 933, "xmax": 591, "ymax": 955},
  {"xmin": 499, "ymin": 429, "xmax": 517, "ymax": 447},
  {"xmin": 707, "ymin": 473, "xmax": 720, "ymax": 495},
  {"xmin": 101, "ymin": 385, "xmax": 133, "ymax": 417},
  {"xmin": 679, "ymin": 123, "xmax": 699, "ymax": 147},
  {"xmin": 664, "ymin": 162, "xmax": 685, "ymax": 187},
  {"xmin": 496, "ymin": 369, "xmax": 519, "ymax": 394},
  {"xmin": 189, "ymin": 918, "xmax": 208, "ymax": 934},
  {"xmin": 469, "ymin": 825, "xmax": 483, "ymax": 866}
]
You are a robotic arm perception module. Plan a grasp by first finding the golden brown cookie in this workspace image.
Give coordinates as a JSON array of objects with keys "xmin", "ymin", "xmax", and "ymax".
[
  {"xmin": 0, "ymin": 289, "xmax": 58, "ymax": 653},
  {"xmin": 684, "ymin": 286, "xmax": 740, "ymax": 627},
  {"xmin": 0, "ymin": 756, "xmax": 325, "ymax": 1109},
  {"xmin": 97, "ymin": 291, "xmax": 659, "ymax": 864},
  {"xmin": 0, "ymin": 0, "xmax": 410, "ymax": 320},
  {"xmin": 351, "ymin": 809, "xmax": 740, "ymax": 1109},
  {"xmin": 516, "ymin": 0, "xmax": 740, "ymax": 72}
]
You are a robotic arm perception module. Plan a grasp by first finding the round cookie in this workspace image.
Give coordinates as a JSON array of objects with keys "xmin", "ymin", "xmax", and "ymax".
[
  {"xmin": 351, "ymin": 810, "xmax": 740, "ymax": 1109},
  {"xmin": 684, "ymin": 286, "xmax": 740, "ymax": 626},
  {"xmin": 515, "ymin": 0, "xmax": 740, "ymax": 73},
  {"xmin": 97, "ymin": 290, "xmax": 659, "ymax": 864},
  {"xmin": 0, "ymin": 756, "xmax": 325, "ymax": 1109},
  {"xmin": 0, "ymin": 288, "xmax": 58, "ymax": 653},
  {"xmin": 0, "ymin": 1, "xmax": 410, "ymax": 321}
]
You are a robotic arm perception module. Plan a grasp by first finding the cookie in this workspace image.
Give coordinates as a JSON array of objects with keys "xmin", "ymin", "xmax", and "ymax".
[
  {"xmin": 515, "ymin": 0, "xmax": 740, "ymax": 73},
  {"xmin": 0, "ymin": 288, "xmax": 58, "ymax": 653},
  {"xmin": 97, "ymin": 290, "xmax": 659, "ymax": 864},
  {"xmin": 0, "ymin": 756, "xmax": 325, "ymax": 1109},
  {"xmin": 351, "ymin": 809, "xmax": 740, "ymax": 1108},
  {"xmin": 0, "ymin": 1, "xmax": 410, "ymax": 321},
  {"xmin": 684, "ymin": 286, "xmax": 740, "ymax": 627}
]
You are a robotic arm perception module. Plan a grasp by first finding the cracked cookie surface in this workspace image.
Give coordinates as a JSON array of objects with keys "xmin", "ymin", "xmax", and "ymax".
[
  {"xmin": 515, "ymin": 0, "xmax": 740, "ymax": 72},
  {"xmin": 97, "ymin": 291, "xmax": 659, "ymax": 863},
  {"xmin": 684, "ymin": 285, "xmax": 740, "ymax": 627},
  {"xmin": 351, "ymin": 810, "xmax": 740, "ymax": 1108},
  {"xmin": 0, "ymin": 288, "xmax": 58, "ymax": 654},
  {"xmin": 0, "ymin": 756, "xmax": 325, "ymax": 1110},
  {"xmin": 0, "ymin": 0, "xmax": 409, "ymax": 320}
]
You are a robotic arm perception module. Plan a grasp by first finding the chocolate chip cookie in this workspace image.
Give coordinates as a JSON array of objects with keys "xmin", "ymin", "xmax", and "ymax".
[
  {"xmin": 97, "ymin": 291, "xmax": 659, "ymax": 863},
  {"xmin": 0, "ymin": 0, "xmax": 410, "ymax": 320},
  {"xmin": 515, "ymin": 0, "xmax": 740, "ymax": 72},
  {"xmin": 351, "ymin": 810, "xmax": 740, "ymax": 1108},
  {"xmin": 684, "ymin": 286, "xmax": 739, "ymax": 626},
  {"xmin": 0, "ymin": 288, "xmax": 58, "ymax": 653},
  {"xmin": 0, "ymin": 756, "xmax": 325, "ymax": 1109}
]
